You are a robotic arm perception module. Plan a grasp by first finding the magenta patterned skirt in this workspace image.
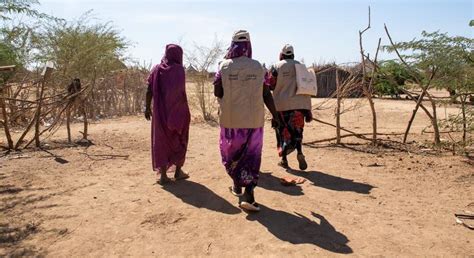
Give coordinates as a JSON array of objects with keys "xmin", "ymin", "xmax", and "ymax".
[{"xmin": 219, "ymin": 127, "xmax": 263, "ymax": 188}]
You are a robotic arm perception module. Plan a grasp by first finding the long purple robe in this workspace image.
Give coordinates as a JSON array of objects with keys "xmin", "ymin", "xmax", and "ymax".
[{"xmin": 148, "ymin": 44, "xmax": 190, "ymax": 171}]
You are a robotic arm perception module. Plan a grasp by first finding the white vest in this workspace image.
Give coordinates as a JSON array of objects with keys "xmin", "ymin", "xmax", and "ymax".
[
  {"xmin": 219, "ymin": 56, "xmax": 265, "ymax": 129},
  {"xmin": 273, "ymin": 59, "xmax": 312, "ymax": 111}
]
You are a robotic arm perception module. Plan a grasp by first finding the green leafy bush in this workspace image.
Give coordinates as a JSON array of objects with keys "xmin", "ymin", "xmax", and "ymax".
[{"xmin": 373, "ymin": 60, "xmax": 413, "ymax": 97}]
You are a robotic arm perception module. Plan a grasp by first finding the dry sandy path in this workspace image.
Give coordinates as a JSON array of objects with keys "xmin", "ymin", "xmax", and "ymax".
[{"xmin": 1, "ymin": 99, "xmax": 473, "ymax": 257}]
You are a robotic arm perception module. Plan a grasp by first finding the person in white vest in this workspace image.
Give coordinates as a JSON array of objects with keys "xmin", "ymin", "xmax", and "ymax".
[
  {"xmin": 213, "ymin": 30, "xmax": 280, "ymax": 212},
  {"xmin": 266, "ymin": 44, "xmax": 313, "ymax": 170}
]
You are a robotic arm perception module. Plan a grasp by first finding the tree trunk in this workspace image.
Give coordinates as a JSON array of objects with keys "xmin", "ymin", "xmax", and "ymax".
[
  {"xmin": 367, "ymin": 94, "xmax": 377, "ymax": 145},
  {"xmin": 0, "ymin": 87, "xmax": 14, "ymax": 149},
  {"xmin": 89, "ymin": 69, "xmax": 97, "ymax": 120},
  {"xmin": 89, "ymin": 90, "xmax": 95, "ymax": 119},
  {"xmin": 426, "ymin": 93, "xmax": 440, "ymax": 144}
]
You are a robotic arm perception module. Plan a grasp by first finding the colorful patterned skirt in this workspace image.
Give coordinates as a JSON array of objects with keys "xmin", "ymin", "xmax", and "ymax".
[
  {"xmin": 274, "ymin": 110, "xmax": 305, "ymax": 157},
  {"xmin": 219, "ymin": 127, "xmax": 263, "ymax": 187}
]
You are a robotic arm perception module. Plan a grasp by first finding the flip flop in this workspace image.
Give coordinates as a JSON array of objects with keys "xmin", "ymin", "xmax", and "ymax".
[
  {"xmin": 280, "ymin": 177, "xmax": 296, "ymax": 186},
  {"xmin": 295, "ymin": 178, "xmax": 306, "ymax": 184},
  {"xmin": 229, "ymin": 186, "xmax": 243, "ymax": 197},
  {"xmin": 280, "ymin": 177, "xmax": 306, "ymax": 186},
  {"xmin": 297, "ymin": 154, "xmax": 308, "ymax": 171},
  {"xmin": 239, "ymin": 201, "xmax": 260, "ymax": 212}
]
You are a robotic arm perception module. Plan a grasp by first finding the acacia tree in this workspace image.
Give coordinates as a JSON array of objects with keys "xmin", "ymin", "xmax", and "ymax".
[
  {"xmin": 1, "ymin": 3, "xmax": 141, "ymax": 150},
  {"xmin": 36, "ymin": 12, "xmax": 128, "ymax": 141},
  {"xmin": 1, "ymin": 0, "xmax": 60, "ymax": 66},
  {"xmin": 38, "ymin": 12, "xmax": 127, "ymax": 83},
  {"xmin": 385, "ymin": 29, "xmax": 473, "ymax": 145}
]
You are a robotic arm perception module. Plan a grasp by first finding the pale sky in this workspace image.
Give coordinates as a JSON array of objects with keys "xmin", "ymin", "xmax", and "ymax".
[{"xmin": 37, "ymin": 0, "xmax": 473, "ymax": 68}]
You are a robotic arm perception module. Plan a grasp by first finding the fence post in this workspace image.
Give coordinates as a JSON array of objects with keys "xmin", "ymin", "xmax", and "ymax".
[
  {"xmin": 34, "ymin": 61, "xmax": 54, "ymax": 148},
  {"xmin": 336, "ymin": 69, "xmax": 341, "ymax": 144}
]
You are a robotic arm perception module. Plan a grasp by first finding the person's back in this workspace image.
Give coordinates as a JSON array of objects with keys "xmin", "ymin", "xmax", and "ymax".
[
  {"xmin": 156, "ymin": 63, "xmax": 189, "ymax": 130},
  {"xmin": 213, "ymin": 30, "xmax": 280, "ymax": 212},
  {"xmin": 267, "ymin": 44, "xmax": 313, "ymax": 171},
  {"xmin": 145, "ymin": 44, "xmax": 190, "ymax": 184},
  {"xmin": 272, "ymin": 58, "xmax": 311, "ymax": 112},
  {"xmin": 218, "ymin": 56, "xmax": 265, "ymax": 129}
]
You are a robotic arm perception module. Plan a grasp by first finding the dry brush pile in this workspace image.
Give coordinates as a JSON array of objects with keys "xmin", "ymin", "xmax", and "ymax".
[{"xmin": 1, "ymin": 66, "xmax": 149, "ymax": 150}]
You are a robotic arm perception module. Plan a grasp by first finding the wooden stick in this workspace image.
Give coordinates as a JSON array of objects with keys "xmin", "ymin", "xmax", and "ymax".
[
  {"xmin": 383, "ymin": 24, "xmax": 421, "ymax": 85},
  {"xmin": 359, "ymin": 6, "xmax": 378, "ymax": 145},
  {"xmin": 0, "ymin": 65, "xmax": 16, "ymax": 72},
  {"xmin": 455, "ymin": 213, "xmax": 474, "ymax": 220},
  {"xmin": 401, "ymin": 89, "xmax": 434, "ymax": 120},
  {"xmin": 24, "ymin": 102, "xmax": 71, "ymax": 149},
  {"xmin": 336, "ymin": 70, "xmax": 341, "ymax": 144},
  {"xmin": 461, "ymin": 95, "xmax": 467, "ymax": 145},
  {"xmin": 305, "ymin": 132, "xmax": 404, "ymax": 145},
  {"xmin": 384, "ymin": 24, "xmax": 440, "ymax": 143},
  {"xmin": 66, "ymin": 103, "xmax": 72, "ymax": 143},
  {"xmin": 313, "ymin": 118, "xmax": 371, "ymax": 141},
  {"xmin": 14, "ymin": 115, "xmax": 36, "ymax": 150},
  {"xmin": 34, "ymin": 80, "xmax": 46, "ymax": 147},
  {"xmin": 0, "ymin": 87, "xmax": 14, "ymax": 149}
]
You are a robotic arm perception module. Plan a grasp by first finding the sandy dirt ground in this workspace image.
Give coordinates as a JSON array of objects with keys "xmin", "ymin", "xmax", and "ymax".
[{"xmin": 1, "ymin": 98, "xmax": 473, "ymax": 257}]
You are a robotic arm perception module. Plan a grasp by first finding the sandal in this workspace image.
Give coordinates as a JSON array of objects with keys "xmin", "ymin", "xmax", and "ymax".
[
  {"xmin": 297, "ymin": 154, "xmax": 308, "ymax": 171},
  {"xmin": 280, "ymin": 177, "xmax": 306, "ymax": 186},
  {"xmin": 239, "ymin": 201, "xmax": 260, "ymax": 212},
  {"xmin": 239, "ymin": 187, "xmax": 260, "ymax": 212}
]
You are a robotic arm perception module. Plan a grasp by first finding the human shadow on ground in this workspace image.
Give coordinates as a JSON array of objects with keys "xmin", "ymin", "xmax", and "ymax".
[
  {"xmin": 246, "ymin": 206, "xmax": 352, "ymax": 254},
  {"xmin": 286, "ymin": 169, "xmax": 374, "ymax": 194},
  {"xmin": 162, "ymin": 180, "xmax": 241, "ymax": 215},
  {"xmin": 259, "ymin": 171, "xmax": 303, "ymax": 196}
]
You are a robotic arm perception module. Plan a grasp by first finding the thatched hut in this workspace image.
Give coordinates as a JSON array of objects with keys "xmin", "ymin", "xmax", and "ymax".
[{"xmin": 311, "ymin": 65, "xmax": 363, "ymax": 98}]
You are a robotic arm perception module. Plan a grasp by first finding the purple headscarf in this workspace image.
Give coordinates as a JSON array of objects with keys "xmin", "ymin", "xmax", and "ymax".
[
  {"xmin": 214, "ymin": 40, "xmax": 253, "ymax": 83},
  {"xmin": 147, "ymin": 44, "xmax": 190, "ymax": 171},
  {"xmin": 158, "ymin": 44, "xmax": 183, "ymax": 69},
  {"xmin": 224, "ymin": 41, "xmax": 252, "ymax": 59}
]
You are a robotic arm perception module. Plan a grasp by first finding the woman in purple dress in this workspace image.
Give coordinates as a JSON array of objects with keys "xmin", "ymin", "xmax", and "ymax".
[
  {"xmin": 145, "ymin": 44, "xmax": 190, "ymax": 184},
  {"xmin": 214, "ymin": 30, "xmax": 280, "ymax": 211}
]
